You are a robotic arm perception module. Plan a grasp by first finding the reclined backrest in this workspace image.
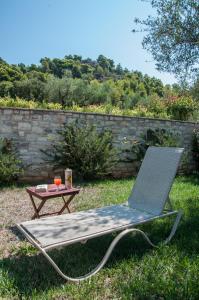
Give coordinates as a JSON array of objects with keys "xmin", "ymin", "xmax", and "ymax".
[{"xmin": 128, "ymin": 147, "xmax": 184, "ymax": 215}]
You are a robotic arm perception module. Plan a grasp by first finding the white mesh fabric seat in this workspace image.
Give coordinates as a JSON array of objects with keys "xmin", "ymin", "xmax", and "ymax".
[
  {"xmin": 128, "ymin": 147, "xmax": 184, "ymax": 214},
  {"xmin": 17, "ymin": 147, "xmax": 184, "ymax": 282},
  {"xmin": 20, "ymin": 205, "xmax": 155, "ymax": 248}
]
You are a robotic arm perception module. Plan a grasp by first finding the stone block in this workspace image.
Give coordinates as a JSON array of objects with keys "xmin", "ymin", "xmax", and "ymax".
[
  {"xmin": 32, "ymin": 114, "xmax": 43, "ymax": 121},
  {"xmin": 1, "ymin": 125, "xmax": 13, "ymax": 133},
  {"xmin": 43, "ymin": 115, "xmax": 56, "ymax": 121},
  {"xmin": 86, "ymin": 114, "xmax": 96, "ymax": 119},
  {"xmin": 57, "ymin": 115, "xmax": 67, "ymax": 123},
  {"xmin": 31, "ymin": 126, "xmax": 44, "ymax": 134},
  {"xmin": 18, "ymin": 122, "xmax": 32, "ymax": 131},
  {"xmin": 3, "ymin": 109, "xmax": 13, "ymax": 115},
  {"xmin": 25, "ymin": 133, "xmax": 40, "ymax": 141},
  {"xmin": 21, "ymin": 110, "xmax": 31, "ymax": 115},
  {"xmin": 13, "ymin": 114, "xmax": 23, "ymax": 121},
  {"xmin": 18, "ymin": 131, "xmax": 25, "ymax": 137},
  {"xmin": 0, "ymin": 115, "xmax": 11, "ymax": 121},
  {"xmin": 19, "ymin": 149, "xmax": 29, "ymax": 154}
]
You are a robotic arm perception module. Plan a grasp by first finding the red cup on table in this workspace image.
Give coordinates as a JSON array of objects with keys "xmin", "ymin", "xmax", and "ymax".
[{"xmin": 54, "ymin": 176, "xmax": 62, "ymax": 191}]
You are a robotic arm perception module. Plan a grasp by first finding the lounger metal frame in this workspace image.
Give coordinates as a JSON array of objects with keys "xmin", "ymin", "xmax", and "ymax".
[{"xmin": 17, "ymin": 204, "xmax": 183, "ymax": 282}]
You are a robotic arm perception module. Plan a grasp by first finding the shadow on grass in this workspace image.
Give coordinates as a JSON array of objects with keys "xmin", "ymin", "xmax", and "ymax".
[
  {"xmin": 1, "ymin": 207, "xmax": 199, "ymax": 298},
  {"xmin": 176, "ymin": 174, "xmax": 199, "ymax": 185},
  {"xmin": 0, "ymin": 233, "xmax": 150, "ymax": 297}
]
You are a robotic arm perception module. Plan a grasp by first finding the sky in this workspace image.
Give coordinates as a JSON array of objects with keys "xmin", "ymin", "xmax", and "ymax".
[{"xmin": 0, "ymin": 0, "xmax": 177, "ymax": 84}]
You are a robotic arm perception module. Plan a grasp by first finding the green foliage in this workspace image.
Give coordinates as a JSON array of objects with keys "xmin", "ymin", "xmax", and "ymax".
[
  {"xmin": 192, "ymin": 128, "xmax": 199, "ymax": 172},
  {"xmin": 134, "ymin": 0, "xmax": 199, "ymax": 81},
  {"xmin": 147, "ymin": 97, "xmax": 166, "ymax": 115},
  {"xmin": 130, "ymin": 128, "xmax": 180, "ymax": 162},
  {"xmin": 0, "ymin": 55, "xmax": 169, "ymax": 104},
  {"xmin": 0, "ymin": 81, "xmax": 14, "ymax": 97},
  {"xmin": 0, "ymin": 138, "xmax": 23, "ymax": 184},
  {"xmin": 136, "ymin": 95, "xmax": 168, "ymax": 118},
  {"xmin": 143, "ymin": 128, "xmax": 180, "ymax": 147},
  {"xmin": 0, "ymin": 60, "xmax": 24, "ymax": 82},
  {"xmin": 1, "ymin": 96, "xmax": 198, "ymax": 121},
  {"xmin": 67, "ymin": 103, "xmax": 163, "ymax": 118},
  {"xmin": 44, "ymin": 122, "xmax": 117, "ymax": 179},
  {"xmin": 0, "ymin": 97, "xmax": 62, "ymax": 110},
  {"xmin": 44, "ymin": 76, "xmax": 74, "ymax": 107},
  {"xmin": 166, "ymin": 96, "xmax": 198, "ymax": 120},
  {"xmin": 191, "ymin": 78, "xmax": 199, "ymax": 101},
  {"xmin": 14, "ymin": 78, "xmax": 46, "ymax": 101},
  {"xmin": 0, "ymin": 55, "xmax": 198, "ymax": 121}
]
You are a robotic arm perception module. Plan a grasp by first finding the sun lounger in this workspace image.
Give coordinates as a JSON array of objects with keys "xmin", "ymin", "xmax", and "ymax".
[{"xmin": 17, "ymin": 147, "xmax": 184, "ymax": 282}]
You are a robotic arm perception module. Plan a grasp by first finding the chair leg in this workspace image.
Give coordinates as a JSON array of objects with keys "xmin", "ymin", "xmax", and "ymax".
[
  {"xmin": 162, "ymin": 208, "xmax": 183, "ymax": 245},
  {"xmin": 17, "ymin": 210, "xmax": 183, "ymax": 282}
]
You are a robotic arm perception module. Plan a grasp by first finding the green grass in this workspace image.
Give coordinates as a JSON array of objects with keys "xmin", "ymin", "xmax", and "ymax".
[{"xmin": 0, "ymin": 176, "xmax": 199, "ymax": 299}]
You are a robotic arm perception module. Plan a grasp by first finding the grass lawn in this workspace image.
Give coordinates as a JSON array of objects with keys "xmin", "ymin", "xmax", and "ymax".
[{"xmin": 0, "ymin": 176, "xmax": 199, "ymax": 300}]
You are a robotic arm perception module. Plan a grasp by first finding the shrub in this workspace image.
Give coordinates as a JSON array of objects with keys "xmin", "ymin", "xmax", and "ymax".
[
  {"xmin": 0, "ymin": 97, "xmax": 38, "ymax": 109},
  {"xmin": 1, "ymin": 96, "xmax": 198, "ymax": 121},
  {"xmin": 67, "ymin": 104, "xmax": 168, "ymax": 119},
  {"xmin": 44, "ymin": 122, "xmax": 117, "ymax": 179},
  {"xmin": 0, "ymin": 97, "xmax": 62, "ymax": 110},
  {"xmin": 130, "ymin": 128, "xmax": 180, "ymax": 162},
  {"xmin": 0, "ymin": 81, "xmax": 14, "ymax": 97},
  {"xmin": 0, "ymin": 138, "xmax": 23, "ymax": 184},
  {"xmin": 40, "ymin": 102, "xmax": 62, "ymax": 110},
  {"xmin": 192, "ymin": 128, "xmax": 199, "ymax": 172},
  {"xmin": 146, "ymin": 95, "xmax": 168, "ymax": 118},
  {"xmin": 166, "ymin": 96, "xmax": 198, "ymax": 120}
]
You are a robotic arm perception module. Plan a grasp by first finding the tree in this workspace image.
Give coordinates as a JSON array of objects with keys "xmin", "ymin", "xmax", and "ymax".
[
  {"xmin": 0, "ymin": 81, "xmax": 14, "ymax": 97},
  {"xmin": 0, "ymin": 61, "xmax": 24, "ymax": 82},
  {"xmin": 191, "ymin": 79, "xmax": 199, "ymax": 101},
  {"xmin": 40, "ymin": 57, "xmax": 52, "ymax": 74},
  {"xmin": 134, "ymin": 0, "xmax": 199, "ymax": 81},
  {"xmin": 44, "ymin": 76, "xmax": 74, "ymax": 107},
  {"xmin": 115, "ymin": 63, "xmax": 123, "ymax": 75},
  {"xmin": 93, "ymin": 65, "xmax": 104, "ymax": 80},
  {"xmin": 97, "ymin": 55, "xmax": 114, "ymax": 72},
  {"xmin": 14, "ymin": 78, "xmax": 45, "ymax": 101},
  {"xmin": 72, "ymin": 65, "xmax": 82, "ymax": 78},
  {"xmin": 0, "ymin": 55, "xmax": 171, "ymax": 106}
]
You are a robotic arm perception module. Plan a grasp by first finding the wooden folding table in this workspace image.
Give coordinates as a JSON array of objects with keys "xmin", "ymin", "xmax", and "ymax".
[{"xmin": 26, "ymin": 185, "xmax": 80, "ymax": 219}]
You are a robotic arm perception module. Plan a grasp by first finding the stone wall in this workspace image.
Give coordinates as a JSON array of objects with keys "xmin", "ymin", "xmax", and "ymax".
[{"xmin": 0, "ymin": 107, "xmax": 198, "ymax": 182}]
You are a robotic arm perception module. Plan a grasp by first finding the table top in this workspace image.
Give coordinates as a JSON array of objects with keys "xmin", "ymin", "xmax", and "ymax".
[{"xmin": 26, "ymin": 184, "xmax": 80, "ymax": 199}]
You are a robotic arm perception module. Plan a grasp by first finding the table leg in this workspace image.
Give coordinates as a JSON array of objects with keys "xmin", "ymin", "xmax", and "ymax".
[
  {"xmin": 58, "ymin": 194, "xmax": 76, "ymax": 214},
  {"xmin": 29, "ymin": 194, "xmax": 39, "ymax": 219},
  {"xmin": 31, "ymin": 196, "xmax": 47, "ymax": 219}
]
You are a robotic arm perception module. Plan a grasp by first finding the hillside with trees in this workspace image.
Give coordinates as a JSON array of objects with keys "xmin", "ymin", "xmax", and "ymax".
[{"xmin": 0, "ymin": 54, "xmax": 198, "ymax": 120}]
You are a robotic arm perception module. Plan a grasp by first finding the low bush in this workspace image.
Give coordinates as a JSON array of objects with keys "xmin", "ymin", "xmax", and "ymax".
[
  {"xmin": 0, "ymin": 138, "xmax": 23, "ymax": 184},
  {"xmin": 0, "ymin": 96, "xmax": 198, "ymax": 121},
  {"xmin": 146, "ymin": 96, "xmax": 169, "ymax": 119},
  {"xmin": 0, "ymin": 97, "xmax": 62, "ymax": 110},
  {"xmin": 44, "ymin": 121, "xmax": 117, "ymax": 179},
  {"xmin": 67, "ymin": 104, "xmax": 168, "ymax": 119},
  {"xmin": 0, "ymin": 97, "xmax": 169, "ymax": 119},
  {"xmin": 166, "ymin": 96, "xmax": 198, "ymax": 120},
  {"xmin": 129, "ymin": 128, "xmax": 180, "ymax": 162}
]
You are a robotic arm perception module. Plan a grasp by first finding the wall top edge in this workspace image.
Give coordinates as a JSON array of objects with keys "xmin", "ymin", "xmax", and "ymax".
[{"xmin": 0, "ymin": 106, "xmax": 198, "ymax": 125}]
